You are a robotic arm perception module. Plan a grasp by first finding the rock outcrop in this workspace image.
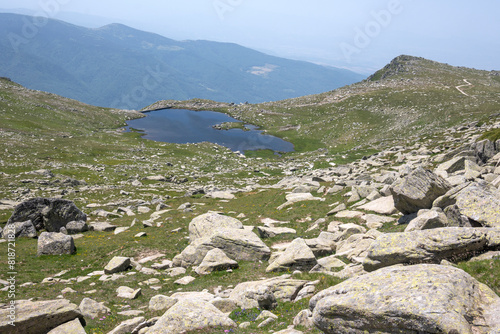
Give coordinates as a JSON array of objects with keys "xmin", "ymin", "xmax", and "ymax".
[
  {"xmin": 310, "ymin": 264, "xmax": 500, "ymax": 334},
  {"xmin": 0, "ymin": 299, "xmax": 84, "ymax": 334},
  {"xmin": 390, "ymin": 168, "xmax": 451, "ymax": 214}
]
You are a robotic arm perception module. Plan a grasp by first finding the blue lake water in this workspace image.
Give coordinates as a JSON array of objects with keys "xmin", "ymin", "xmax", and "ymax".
[{"xmin": 125, "ymin": 109, "xmax": 294, "ymax": 153}]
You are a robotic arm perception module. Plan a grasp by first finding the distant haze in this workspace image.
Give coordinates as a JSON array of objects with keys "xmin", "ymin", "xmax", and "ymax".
[{"xmin": 1, "ymin": 0, "xmax": 499, "ymax": 74}]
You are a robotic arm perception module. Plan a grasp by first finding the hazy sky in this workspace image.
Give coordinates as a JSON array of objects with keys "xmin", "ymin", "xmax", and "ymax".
[{"xmin": 1, "ymin": 0, "xmax": 499, "ymax": 74}]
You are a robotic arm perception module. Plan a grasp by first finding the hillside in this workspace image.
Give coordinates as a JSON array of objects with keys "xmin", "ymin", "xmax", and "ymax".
[
  {"xmin": 150, "ymin": 55, "xmax": 500, "ymax": 153},
  {"xmin": 0, "ymin": 57, "xmax": 500, "ymax": 333},
  {"xmin": 0, "ymin": 13, "xmax": 364, "ymax": 109}
]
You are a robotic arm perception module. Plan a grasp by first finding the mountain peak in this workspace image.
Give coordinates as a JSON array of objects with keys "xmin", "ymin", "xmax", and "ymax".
[{"xmin": 368, "ymin": 55, "xmax": 426, "ymax": 81}]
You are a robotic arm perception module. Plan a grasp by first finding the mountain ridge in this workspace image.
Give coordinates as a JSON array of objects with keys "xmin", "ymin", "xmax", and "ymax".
[{"xmin": 0, "ymin": 13, "xmax": 364, "ymax": 109}]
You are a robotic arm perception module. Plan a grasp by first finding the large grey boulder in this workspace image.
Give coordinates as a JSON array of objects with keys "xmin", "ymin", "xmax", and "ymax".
[
  {"xmin": 79, "ymin": 297, "xmax": 110, "ymax": 320},
  {"xmin": 173, "ymin": 228, "xmax": 270, "ymax": 267},
  {"xmin": 0, "ymin": 299, "xmax": 84, "ymax": 334},
  {"xmin": 363, "ymin": 227, "xmax": 498, "ymax": 272},
  {"xmin": 473, "ymin": 139, "xmax": 497, "ymax": 163},
  {"xmin": 188, "ymin": 212, "xmax": 243, "ymax": 242},
  {"xmin": 310, "ymin": 264, "xmax": 500, "ymax": 334},
  {"xmin": 37, "ymin": 232, "xmax": 76, "ymax": 256},
  {"xmin": 7, "ymin": 198, "xmax": 86, "ymax": 232},
  {"xmin": 2, "ymin": 220, "xmax": 37, "ymax": 239},
  {"xmin": 144, "ymin": 299, "xmax": 236, "ymax": 334},
  {"xmin": 390, "ymin": 167, "xmax": 451, "ymax": 214},
  {"xmin": 453, "ymin": 182, "xmax": 500, "ymax": 228},
  {"xmin": 266, "ymin": 238, "xmax": 317, "ymax": 273},
  {"xmin": 195, "ymin": 248, "xmax": 239, "ymax": 275}
]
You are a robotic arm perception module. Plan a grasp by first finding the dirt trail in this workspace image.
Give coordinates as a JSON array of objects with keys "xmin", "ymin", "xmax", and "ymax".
[{"xmin": 456, "ymin": 79, "xmax": 473, "ymax": 96}]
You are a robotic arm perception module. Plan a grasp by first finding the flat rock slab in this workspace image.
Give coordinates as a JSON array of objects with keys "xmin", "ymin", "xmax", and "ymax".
[
  {"xmin": 0, "ymin": 299, "xmax": 83, "ymax": 334},
  {"xmin": 90, "ymin": 222, "xmax": 117, "ymax": 232},
  {"xmin": 358, "ymin": 196, "xmax": 398, "ymax": 215},
  {"xmin": 363, "ymin": 227, "xmax": 499, "ymax": 272},
  {"xmin": 310, "ymin": 264, "xmax": 500, "ymax": 334}
]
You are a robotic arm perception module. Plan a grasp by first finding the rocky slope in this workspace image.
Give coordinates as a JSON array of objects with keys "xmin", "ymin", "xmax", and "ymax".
[{"xmin": 0, "ymin": 57, "xmax": 500, "ymax": 333}]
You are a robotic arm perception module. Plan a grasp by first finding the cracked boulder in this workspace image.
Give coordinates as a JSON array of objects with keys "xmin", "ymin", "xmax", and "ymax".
[{"xmin": 7, "ymin": 198, "xmax": 86, "ymax": 232}]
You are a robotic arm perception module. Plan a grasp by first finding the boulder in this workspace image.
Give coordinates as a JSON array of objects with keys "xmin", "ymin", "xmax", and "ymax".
[
  {"xmin": 266, "ymin": 238, "xmax": 317, "ymax": 273},
  {"xmin": 229, "ymin": 283, "xmax": 277, "ymax": 310},
  {"xmin": 144, "ymin": 299, "xmax": 236, "ymax": 334},
  {"xmin": 46, "ymin": 318, "xmax": 86, "ymax": 334},
  {"xmin": 195, "ymin": 248, "xmax": 239, "ymax": 275},
  {"xmin": 310, "ymin": 264, "xmax": 500, "ymax": 334},
  {"xmin": 257, "ymin": 226, "xmax": 297, "ymax": 238},
  {"xmin": 229, "ymin": 276, "xmax": 308, "ymax": 309},
  {"xmin": 116, "ymin": 286, "xmax": 141, "ymax": 299},
  {"xmin": 173, "ymin": 228, "xmax": 270, "ymax": 267},
  {"xmin": 108, "ymin": 317, "xmax": 145, "ymax": 334},
  {"xmin": 404, "ymin": 208, "xmax": 450, "ymax": 232},
  {"xmin": 358, "ymin": 196, "xmax": 397, "ymax": 215},
  {"xmin": 304, "ymin": 232, "xmax": 336, "ymax": 257},
  {"xmin": 363, "ymin": 227, "xmax": 498, "ymax": 272},
  {"xmin": 149, "ymin": 295, "xmax": 178, "ymax": 312},
  {"xmin": 335, "ymin": 230, "xmax": 382, "ymax": 263},
  {"xmin": 37, "ymin": 232, "xmax": 76, "ymax": 256},
  {"xmin": 453, "ymin": 182, "xmax": 500, "ymax": 227},
  {"xmin": 65, "ymin": 221, "xmax": 88, "ymax": 234},
  {"xmin": 473, "ymin": 139, "xmax": 496, "ymax": 163},
  {"xmin": 7, "ymin": 198, "xmax": 86, "ymax": 232},
  {"xmin": 0, "ymin": 299, "xmax": 83, "ymax": 334},
  {"xmin": 2, "ymin": 220, "xmax": 37, "ymax": 239},
  {"xmin": 390, "ymin": 167, "xmax": 451, "ymax": 214},
  {"xmin": 188, "ymin": 212, "xmax": 243, "ymax": 242},
  {"xmin": 104, "ymin": 257, "xmax": 131, "ymax": 274},
  {"xmin": 435, "ymin": 156, "xmax": 467, "ymax": 173},
  {"xmin": 79, "ymin": 297, "xmax": 110, "ymax": 320}
]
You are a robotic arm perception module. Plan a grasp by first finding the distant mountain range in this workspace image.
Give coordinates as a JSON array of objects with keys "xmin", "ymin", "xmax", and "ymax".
[{"xmin": 0, "ymin": 13, "xmax": 364, "ymax": 109}]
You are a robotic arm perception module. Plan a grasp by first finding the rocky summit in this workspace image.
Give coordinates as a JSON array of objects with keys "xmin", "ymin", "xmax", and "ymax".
[{"xmin": 0, "ymin": 56, "xmax": 500, "ymax": 333}]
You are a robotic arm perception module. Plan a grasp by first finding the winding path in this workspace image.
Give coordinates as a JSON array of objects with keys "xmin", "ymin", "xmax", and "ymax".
[{"xmin": 456, "ymin": 79, "xmax": 473, "ymax": 96}]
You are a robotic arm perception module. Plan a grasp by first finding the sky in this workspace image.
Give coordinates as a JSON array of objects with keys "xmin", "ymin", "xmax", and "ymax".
[{"xmin": 1, "ymin": 0, "xmax": 499, "ymax": 74}]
